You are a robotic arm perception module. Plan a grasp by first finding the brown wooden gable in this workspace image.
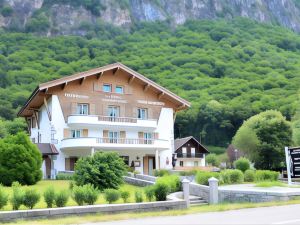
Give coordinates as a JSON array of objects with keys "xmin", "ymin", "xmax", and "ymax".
[{"xmin": 174, "ymin": 136, "xmax": 209, "ymax": 154}]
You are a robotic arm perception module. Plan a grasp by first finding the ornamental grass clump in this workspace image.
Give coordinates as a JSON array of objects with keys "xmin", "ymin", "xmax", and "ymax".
[
  {"xmin": 44, "ymin": 186, "xmax": 55, "ymax": 208},
  {"xmin": 23, "ymin": 189, "xmax": 40, "ymax": 209},
  {"xmin": 104, "ymin": 189, "xmax": 120, "ymax": 204},
  {"xmin": 0, "ymin": 185, "xmax": 8, "ymax": 209}
]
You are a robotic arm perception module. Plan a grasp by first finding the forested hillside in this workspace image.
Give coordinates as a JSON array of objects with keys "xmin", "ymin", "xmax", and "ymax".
[{"xmin": 1, "ymin": 18, "xmax": 300, "ymax": 147}]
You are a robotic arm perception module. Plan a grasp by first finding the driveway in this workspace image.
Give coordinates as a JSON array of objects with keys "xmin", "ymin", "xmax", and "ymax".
[{"xmin": 85, "ymin": 204, "xmax": 300, "ymax": 225}]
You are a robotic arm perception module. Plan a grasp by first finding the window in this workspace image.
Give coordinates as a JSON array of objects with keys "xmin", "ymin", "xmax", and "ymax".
[
  {"xmin": 144, "ymin": 132, "xmax": 152, "ymax": 144},
  {"xmin": 108, "ymin": 106, "xmax": 120, "ymax": 121},
  {"xmin": 109, "ymin": 131, "xmax": 119, "ymax": 143},
  {"xmin": 182, "ymin": 147, "xmax": 187, "ymax": 154},
  {"xmin": 115, "ymin": 86, "xmax": 124, "ymax": 94},
  {"xmin": 194, "ymin": 161, "xmax": 199, "ymax": 167},
  {"xmin": 137, "ymin": 108, "xmax": 148, "ymax": 119},
  {"xmin": 77, "ymin": 104, "xmax": 89, "ymax": 115},
  {"xmin": 120, "ymin": 156, "xmax": 129, "ymax": 165},
  {"xmin": 103, "ymin": 84, "xmax": 112, "ymax": 92},
  {"xmin": 191, "ymin": 147, "xmax": 195, "ymax": 157},
  {"xmin": 180, "ymin": 161, "xmax": 184, "ymax": 167},
  {"xmin": 71, "ymin": 129, "xmax": 81, "ymax": 138}
]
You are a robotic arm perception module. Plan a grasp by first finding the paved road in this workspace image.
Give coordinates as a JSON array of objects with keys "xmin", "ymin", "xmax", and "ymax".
[{"xmin": 86, "ymin": 204, "xmax": 300, "ymax": 225}]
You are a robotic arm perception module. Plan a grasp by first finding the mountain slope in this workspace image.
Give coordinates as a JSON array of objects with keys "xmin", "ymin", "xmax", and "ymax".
[
  {"xmin": 0, "ymin": 18, "xmax": 300, "ymax": 146},
  {"xmin": 1, "ymin": 0, "xmax": 300, "ymax": 35}
]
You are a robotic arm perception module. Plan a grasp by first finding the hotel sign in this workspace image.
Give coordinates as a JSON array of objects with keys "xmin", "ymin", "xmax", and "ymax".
[
  {"xmin": 65, "ymin": 93, "xmax": 89, "ymax": 99},
  {"xmin": 102, "ymin": 94, "xmax": 127, "ymax": 104},
  {"xmin": 137, "ymin": 100, "xmax": 165, "ymax": 106}
]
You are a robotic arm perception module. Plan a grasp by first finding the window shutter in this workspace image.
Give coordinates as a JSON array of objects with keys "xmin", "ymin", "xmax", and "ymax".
[
  {"xmin": 138, "ymin": 132, "xmax": 143, "ymax": 144},
  {"xmin": 93, "ymin": 82, "xmax": 102, "ymax": 91},
  {"xmin": 148, "ymin": 108, "xmax": 152, "ymax": 119},
  {"xmin": 65, "ymin": 158, "xmax": 70, "ymax": 171},
  {"xmin": 120, "ymin": 131, "xmax": 126, "ymax": 143},
  {"xmin": 63, "ymin": 129, "xmax": 70, "ymax": 138},
  {"xmin": 125, "ymin": 85, "xmax": 132, "ymax": 94},
  {"xmin": 154, "ymin": 132, "xmax": 159, "ymax": 139},
  {"xmin": 90, "ymin": 104, "xmax": 95, "ymax": 115},
  {"xmin": 71, "ymin": 102, "xmax": 77, "ymax": 114},
  {"xmin": 103, "ymin": 130, "xmax": 109, "ymax": 138},
  {"xmin": 82, "ymin": 129, "xmax": 88, "ymax": 137},
  {"xmin": 133, "ymin": 107, "xmax": 137, "ymax": 118}
]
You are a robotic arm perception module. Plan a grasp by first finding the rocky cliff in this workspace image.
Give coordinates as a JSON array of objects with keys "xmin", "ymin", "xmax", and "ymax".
[{"xmin": 1, "ymin": 0, "xmax": 300, "ymax": 35}]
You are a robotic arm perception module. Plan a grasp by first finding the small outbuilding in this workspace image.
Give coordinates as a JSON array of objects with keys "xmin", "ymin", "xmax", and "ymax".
[{"xmin": 174, "ymin": 136, "xmax": 209, "ymax": 169}]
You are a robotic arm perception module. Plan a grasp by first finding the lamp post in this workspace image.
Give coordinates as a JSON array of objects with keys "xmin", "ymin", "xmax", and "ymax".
[
  {"xmin": 234, "ymin": 149, "xmax": 238, "ymax": 161},
  {"xmin": 172, "ymin": 153, "xmax": 177, "ymax": 169}
]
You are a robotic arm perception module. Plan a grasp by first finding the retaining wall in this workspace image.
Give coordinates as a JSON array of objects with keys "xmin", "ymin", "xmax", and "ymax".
[
  {"xmin": 0, "ymin": 200, "xmax": 187, "ymax": 222},
  {"xmin": 123, "ymin": 176, "xmax": 155, "ymax": 186},
  {"xmin": 135, "ymin": 174, "xmax": 157, "ymax": 182},
  {"xmin": 189, "ymin": 183, "xmax": 209, "ymax": 202}
]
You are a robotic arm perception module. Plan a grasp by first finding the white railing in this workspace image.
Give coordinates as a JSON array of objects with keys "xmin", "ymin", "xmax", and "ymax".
[{"xmin": 96, "ymin": 137, "xmax": 155, "ymax": 145}]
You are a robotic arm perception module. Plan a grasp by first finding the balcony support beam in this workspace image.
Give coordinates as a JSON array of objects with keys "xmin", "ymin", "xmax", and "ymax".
[{"xmin": 91, "ymin": 147, "xmax": 95, "ymax": 156}]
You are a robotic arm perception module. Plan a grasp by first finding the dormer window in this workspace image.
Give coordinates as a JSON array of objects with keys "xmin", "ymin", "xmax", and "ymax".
[{"xmin": 103, "ymin": 84, "xmax": 112, "ymax": 92}]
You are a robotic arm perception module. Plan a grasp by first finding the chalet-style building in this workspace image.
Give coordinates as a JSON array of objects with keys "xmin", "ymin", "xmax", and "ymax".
[
  {"xmin": 18, "ymin": 63, "xmax": 190, "ymax": 178},
  {"xmin": 174, "ymin": 136, "xmax": 209, "ymax": 168}
]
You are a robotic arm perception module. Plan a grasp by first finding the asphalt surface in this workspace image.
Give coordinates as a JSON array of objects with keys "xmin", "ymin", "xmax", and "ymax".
[{"xmin": 85, "ymin": 204, "xmax": 300, "ymax": 225}]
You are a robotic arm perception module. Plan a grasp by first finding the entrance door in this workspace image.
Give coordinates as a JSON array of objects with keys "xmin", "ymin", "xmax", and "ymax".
[
  {"xmin": 45, "ymin": 157, "xmax": 51, "ymax": 179},
  {"xmin": 143, "ymin": 156, "xmax": 156, "ymax": 175}
]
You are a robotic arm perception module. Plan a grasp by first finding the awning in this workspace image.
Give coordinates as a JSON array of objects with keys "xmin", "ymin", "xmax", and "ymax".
[{"xmin": 36, "ymin": 143, "xmax": 59, "ymax": 156}]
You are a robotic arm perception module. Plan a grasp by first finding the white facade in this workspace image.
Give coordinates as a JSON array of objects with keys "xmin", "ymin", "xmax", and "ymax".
[{"xmin": 30, "ymin": 95, "xmax": 175, "ymax": 177}]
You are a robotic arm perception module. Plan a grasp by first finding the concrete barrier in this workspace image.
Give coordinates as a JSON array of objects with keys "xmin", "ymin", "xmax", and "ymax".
[
  {"xmin": 135, "ymin": 174, "xmax": 157, "ymax": 182},
  {"xmin": 0, "ymin": 200, "xmax": 187, "ymax": 222}
]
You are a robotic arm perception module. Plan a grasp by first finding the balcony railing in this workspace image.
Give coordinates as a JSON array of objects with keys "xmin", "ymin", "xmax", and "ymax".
[
  {"xmin": 97, "ymin": 138, "xmax": 155, "ymax": 145},
  {"xmin": 98, "ymin": 116, "xmax": 138, "ymax": 123},
  {"xmin": 177, "ymin": 153, "xmax": 204, "ymax": 158}
]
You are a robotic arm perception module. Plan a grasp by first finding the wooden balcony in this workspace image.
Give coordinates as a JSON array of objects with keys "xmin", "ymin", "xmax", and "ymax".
[{"xmin": 176, "ymin": 153, "xmax": 204, "ymax": 158}]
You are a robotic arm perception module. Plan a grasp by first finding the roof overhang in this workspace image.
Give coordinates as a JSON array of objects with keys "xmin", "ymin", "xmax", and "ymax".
[{"xmin": 18, "ymin": 62, "xmax": 191, "ymax": 117}]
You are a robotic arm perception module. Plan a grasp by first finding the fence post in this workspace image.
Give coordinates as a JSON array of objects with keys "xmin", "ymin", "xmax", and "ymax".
[
  {"xmin": 182, "ymin": 178, "xmax": 190, "ymax": 208},
  {"xmin": 208, "ymin": 177, "xmax": 219, "ymax": 204}
]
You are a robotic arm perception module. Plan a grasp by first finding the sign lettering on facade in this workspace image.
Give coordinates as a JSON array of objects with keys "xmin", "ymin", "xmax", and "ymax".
[
  {"xmin": 137, "ymin": 100, "xmax": 165, "ymax": 106},
  {"xmin": 64, "ymin": 93, "xmax": 89, "ymax": 99}
]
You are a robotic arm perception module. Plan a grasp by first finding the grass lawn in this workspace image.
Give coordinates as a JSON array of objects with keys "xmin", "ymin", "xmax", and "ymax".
[
  {"xmin": 254, "ymin": 181, "xmax": 300, "ymax": 188},
  {"xmin": 1, "ymin": 180, "xmax": 146, "ymax": 211},
  {"xmin": 8, "ymin": 199, "xmax": 300, "ymax": 225}
]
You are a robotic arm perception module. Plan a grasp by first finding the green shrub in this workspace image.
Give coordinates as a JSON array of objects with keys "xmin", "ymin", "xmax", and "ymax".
[
  {"xmin": 55, "ymin": 190, "xmax": 69, "ymax": 207},
  {"xmin": 120, "ymin": 191, "xmax": 130, "ymax": 203},
  {"xmin": 56, "ymin": 172, "xmax": 73, "ymax": 180},
  {"xmin": 1, "ymin": 6, "xmax": 13, "ymax": 17},
  {"xmin": 69, "ymin": 181, "xmax": 75, "ymax": 190},
  {"xmin": 144, "ymin": 186, "xmax": 155, "ymax": 201},
  {"xmin": 104, "ymin": 189, "xmax": 120, "ymax": 204},
  {"xmin": 10, "ymin": 181, "xmax": 24, "ymax": 210},
  {"xmin": 134, "ymin": 191, "xmax": 143, "ymax": 203},
  {"xmin": 179, "ymin": 170, "xmax": 198, "ymax": 176},
  {"xmin": 72, "ymin": 185, "xmax": 85, "ymax": 206},
  {"xmin": 234, "ymin": 157, "xmax": 251, "ymax": 172},
  {"xmin": 153, "ymin": 183, "xmax": 169, "ymax": 201},
  {"xmin": 220, "ymin": 169, "xmax": 244, "ymax": 184},
  {"xmin": 206, "ymin": 154, "xmax": 220, "ymax": 167},
  {"xmin": 44, "ymin": 186, "xmax": 55, "ymax": 208},
  {"xmin": 74, "ymin": 152, "xmax": 127, "ymax": 191},
  {"xmin": 195, "ymin": 171, "xmax": 220, "ymax": 185},
  {"xmin": 23, "ymin": 189, "xmax": 40, "ymax": 209},
  {"xmin": 255, "ymin": 170, "xmax": 279, "ymax": 182},
  {"xmin": 0, "ymin": 132, "xmax": 42, "ymax": 186},
  {"xmin": 244, "ymin": 170, "xmax": 255, "ymax": 182},
  {"xmin": 84, "ymin": 184, "xmax": 99, "ymax": 205},
  {"xmin": 154, "ymin": 169, "xmax": 171, "ymax": 177},
  {"xmin": 156, "ymin": 175, "xmax": 180, "ymax": 193},
  {"xmin": 0, "ymin": 185, "xmax": 8, "ymax": 209}
]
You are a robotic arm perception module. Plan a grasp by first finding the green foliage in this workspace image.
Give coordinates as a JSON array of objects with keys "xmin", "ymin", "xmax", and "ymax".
[
  {"xmin": 10, "ymin": 182, "xmax": 24, "ymax": 210},
  {"xmin": 56, "ymin": 172, "xmax": 74, "ymax": 180},
  {"xmin": 1, "ymin": 5, "xmax": 13, "ymax": 17},
  {"xmin": 233, "ymin": 110, "xmax": 292, "ymax": 170},
  {"xmin": 195, "ymin": 171, "xmax": 220, "ymax": 185},
  {"xmin": 144, "ymin": 186, "xmax": 155, "ymax": 202},
  {"xmin": 72, "ymin": 184, "xmax": 98, "ymax": 206},
  {"xmin": 156, "ymin": 175, "xmax": 181, "ymax": 193},
  {"xmin": 0, "ymin": 19, "xmax": 300, "ymax": 146},
  {"xmin": 255, "ymin": 170, "xmax": 279, "ymax": 182},
  {"xmin": 206, "ymin": 154, "xmax": 220, "ymax": 167},
  {"xmin": 120, "ymin": 190, "xmax": 130, "ymax": 203},
  {"xmin": 179, "ymin": 170, "xmax": 199, "ymax": 176},
  {"xmin": 44, "ymin": 186, "xmax": 55, "ymax": 208},
  {"xmin": 154, "ymin": 169, "xmax": 171, "ymax": 177},
  {"xmin": 234, "ymin": 157, "xmax": 251, "ymax": 172},
  {"xmin": 153, "ymin": 183, "xmax": 169, "ymax": 201},
  {"xmin": 23, "ymin": 189, "xmax": 40, "ymax": 209},
  {"xmin": 134, "ymin": 191, "xmax": 143, "ymax": 203},
  {"xmin": 74, "ymin": 152, "xmax": 126, "ymax": 191},
  {"xmin": 104, "ymin": 189, "xmax": 120, "ymax": 204},
  {"xmin": 244, "ymin": 170, "xmax": 255, "ymax": 182},
  {"xmin": 54, "ymin": 190, "xmax": 69, "ymax": 207},
  {"xmin": 0, "ymin": 185, "xmax": 8, "ymax": 209},
  {"xmin": 0, "ymin": 132, "xmax": 42, "ymax": 186},
  {"xmin": 220, "ymin": 169, "xmax": 244, "ymax": 184},
  {"xmin": 206, "ymin": 146, "xmax": 226, "ymax": 155},
  {"xmin": 25, "ymin": 13, "xmax": 50, "ymax": 33}
]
